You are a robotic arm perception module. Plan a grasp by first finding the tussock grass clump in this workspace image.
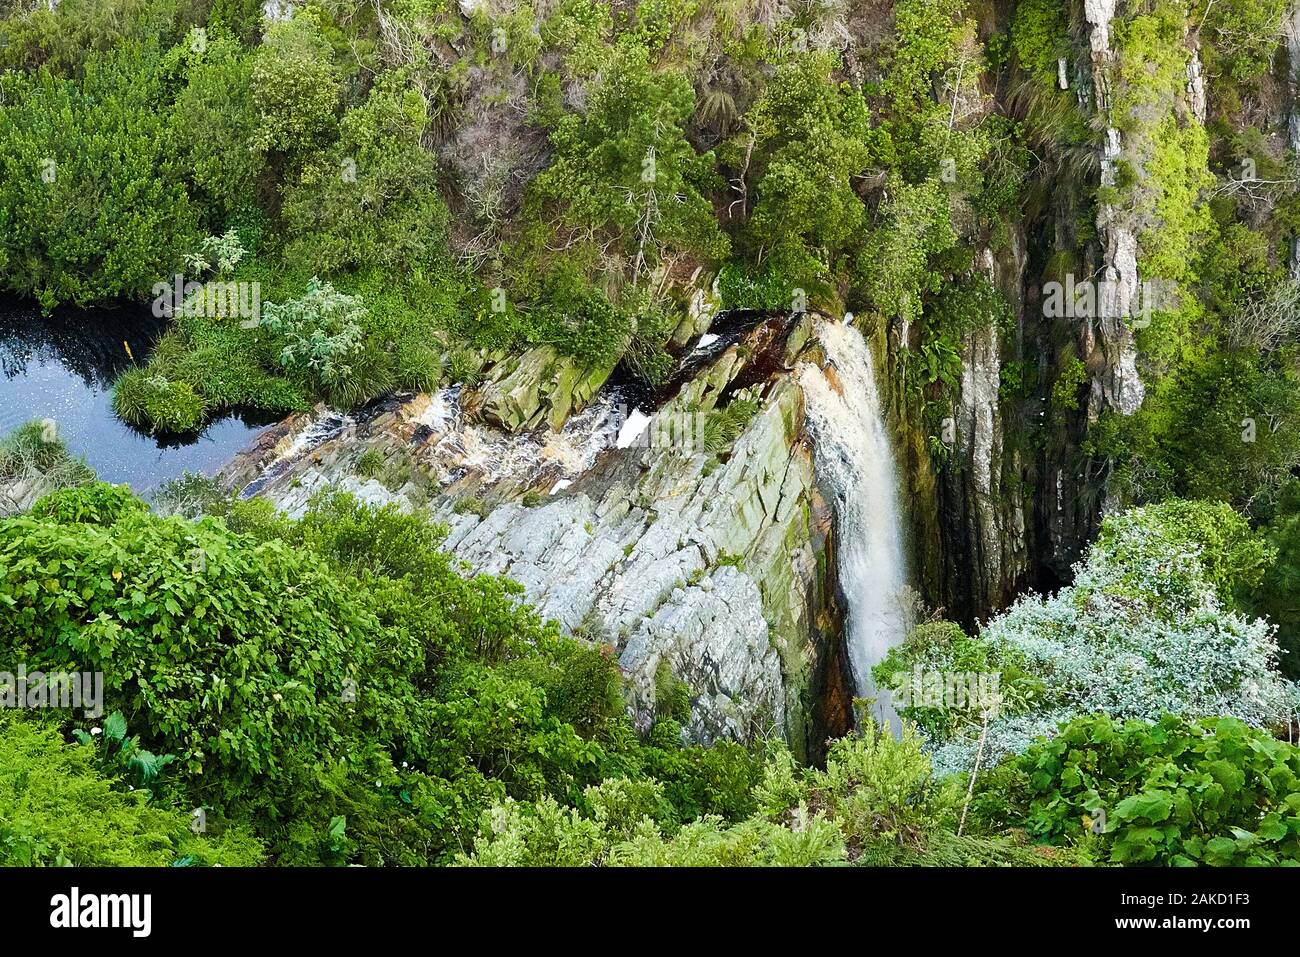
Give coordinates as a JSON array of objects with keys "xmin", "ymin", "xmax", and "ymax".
[
  {"xmin": 112, "ymin": 369, "xmax": 209, "ymax": 434},
  {"xmin": 0, "ymin": 421, "xmax": 95, "ymax": 515}
]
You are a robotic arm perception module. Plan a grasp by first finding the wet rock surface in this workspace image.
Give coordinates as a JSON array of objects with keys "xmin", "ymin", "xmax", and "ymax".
[{"xmin": 219, "ymin": 313, "xmax": 849, "ymax": 760}]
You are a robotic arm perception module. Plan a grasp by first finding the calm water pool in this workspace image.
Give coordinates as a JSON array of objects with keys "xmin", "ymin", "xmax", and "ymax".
[{"xmin": 0, "ymin": 299, "xmax": 273, "ymax": 496}]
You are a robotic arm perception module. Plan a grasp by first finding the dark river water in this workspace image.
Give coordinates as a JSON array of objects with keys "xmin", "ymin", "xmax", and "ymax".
[{"xmin": 0, "ymin": 299, "xmax": 273, "ymax": 495}]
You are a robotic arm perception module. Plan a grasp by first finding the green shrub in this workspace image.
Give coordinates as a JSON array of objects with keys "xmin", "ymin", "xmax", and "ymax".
[
  {"xmin": 802, "ymin": 722, "xmax": 960, "ymax": 846},
  {"xmin": 0, "ymin": 712, "xmax": 262, "ymax": 867},
  {"xmin": 453, "ymin": 495, "xmax": 491, "ymax": 519},
  {"xmin": 31, "ymin": 483, "xmax": 146, "ymax": 526},
  {"xmin": 717, "ymin": 262, "xmax": 800, "ymax": 312},
  {"xmin": 1050, "ymin": 355, "xmax": 1087, "ymax": 412},
  {"xmin": 855, "ymin": 828, "xmax": 1085, "ymax": 867},
  {"xmin": 1, "ymin": 484, "xmax": 790, "ymax": 862},
  {"xmin": 355, "ymin": 448, "xmax": 384, "ymax": 479},
  {"xmin": 170, "ymin": 36, "xmax": 262, "ymax": 223},
  {"xmin": 609, "ymin": 812, "xmax": 846, "ymax": 867},
  {"xmin": 0, "ymin": 489, "xmax": 392, "ymax": 814},
  {"xmin": 1019, "ymin": 714, "xmax": 1300, "ymax": 866},
  {"xmin": 1252, "ymin": 482, "xmax": 1300, "ymax": 678},
  {"xmin": 729, "ymin": 52, "xmax": 872, "ymax": 285},
  {"xmin": 703, "ymin": 400, "xmax": 760, "ymax": 455},
  {"xmin": 152, "ymin": 473, "xmax": 232, "ymax": 520},
  {"xmin": 0, "ymin": 422, "xmax": 94, "ymax": 496},
  {"xmin": 653, "ymin": 660, "xmax": 691, "ymax": 724},
  {"xmin": 249, "ymin": 14, "xmax": 340, "ymax": 157},
  {"xmin": 112, "ymin": 369, "xmax": 209, "ymax": 433},
  {"xmin": 1095, "ymin": 499, "xmax": 1273, "ymax": 605},
  {"xmin": 529, "ymin": 38, "xmax": 727, "ymax": 284},
  {"xmin": 282, "ymin": 77, "xmax": 450, "ymax": 276},
  {"xmin": 0, "ymin": 41, "xmax": 199, "ymax": 305}
]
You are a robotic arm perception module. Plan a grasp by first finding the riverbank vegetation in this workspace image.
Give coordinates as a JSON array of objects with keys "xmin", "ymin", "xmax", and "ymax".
[
  {"xmin": 0, "ymin": 421, "xmax": 95, "ymax": 516},
  {"xmin": 0, "ymin": 0, "xmax": 1055, "ymax": 433}
]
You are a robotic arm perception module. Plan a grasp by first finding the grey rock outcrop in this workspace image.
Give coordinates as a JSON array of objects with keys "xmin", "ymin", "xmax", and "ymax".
[
  {"xmin": 219, "ymin": 314, "xmax": 850, "ymax": 760},
  {"xmin": 1084, "ymin": 0, "xmax": 1146, "ymax": 420}
]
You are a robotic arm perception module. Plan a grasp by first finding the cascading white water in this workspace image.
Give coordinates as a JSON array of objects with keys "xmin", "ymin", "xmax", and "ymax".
[{"xmin": 798, "ymin": 317, "xmax": 911, "ymax": 729}]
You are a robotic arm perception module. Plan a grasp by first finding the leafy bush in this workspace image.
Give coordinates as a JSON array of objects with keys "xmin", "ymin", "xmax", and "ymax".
[
  {"xmin": 1196, "ymin": 0, "xmax": 1289, "ymax": 84},
  {"xmin": 873, "ymin": 621, "xmax": 1041, "ymax": 741},
  {"xmin": 31, "ymin": 482, "xmax": 145, "ymax": 526},
  {"xmin": 0, "ymin": 0, "xmax": 196, "ymax": 75},
  {"xmin": 795, "ymin": 722, "xmax": 961, "ymax": 846},
  {"xmin": 459, "ymin": 721, "xmax": 1065, "ymax": 867},
  {"xmin": 729, "ymin": 52, "xmax": 872, "ymax": 286},
  {"xmin": 528, "ymin": 38, "xmax": 726, "ymax": 284},
  {"xmin": 282, "ymin": 77, "xmax": 450, "ymax": 276},
  {"xmin": 1252, "ymin": 482, "xmax": 1300, "ymax": 678},
  {"xmin": 1050, "ymin": 355, "xmax": 1087, "ymax": 412},
  {"xmin": 1094, "ymin": 499, "xmax": 1273, "ymax": 605},
  {"xmin": 0, "ymin": 485, "xmax": 786, "ymax": 863},
  {"xmin": 0, "ymin": 486, "xmax": 397, "ymax": 810},
  {"xmin": 1019, "ymin": 714, "xmax": 1300, "ymax": 866},
  {"xmin": 0, "ymin": 711, "xmax": 262, "ymax": 867},
  {"xmin": 169, "ymin": 35, "xmax": 262, "ymax": 224},
  {"xmin": 249, "ymin": 14, "xmax": 339, "ymax": 156},
  {"xmin": 717, "ymin": 262, "xmax": 801, "ymax": 312},
  {"xmin": 609, "ymin": 811, "xmax": 846, "ymax": 867},
  {"xmin": 1091, "ymin": 349, "xmax": 1300, "ymax": 515},
  {"xmin": 0, "ymin": 41, "xmax": 199, "ymax": 305},
  {"xmin": 904, "ymin": 501, "xmax": 1298, "ymax": 775},
  {"xmin": 259, "ymin": 279, "xmax": 366, "ymax": 400}
]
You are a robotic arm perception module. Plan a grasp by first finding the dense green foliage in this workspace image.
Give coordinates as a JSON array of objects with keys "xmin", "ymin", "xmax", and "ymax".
[
  {"xmin": 4, "ymin": 0, "xmax": 1300, "ymax": 872},
  {"xmin": 459, "ymin": 720, "xmax": 1076, "ymax": 866},
  {"xmin": 1013, "ymin": 714, "xmax": 1300, "ymax": 866},
  {"xmin": 727, "ymin": 52, "xmax": 871, "ymax": 293},
  {"xmin": 0, "ymin": 41, "xmax": 199, "ymax": 307},
  {"xmin": 6, "ymin": 458, "xmax": 1300, "ymax": 866},
  {"xmin": 0, "ymin": 711, "xmax": 262, "ymax": 866},
  {"xmin": 0, "ymin": 482, "xmax": 784, "ymax": 863},
  {"xmin": 878, "ymin": 500, "xmax": 1297, "ymax": 776},
  {"xmin": 0, "ymin": 0, "xmax": 1293, "ymax": 502},
  {"xmin": 1250, "ymin": 481, "xmax": 1300, "ymax": 679},
  {"xmin": 0, "ymin": 0, "xmax": 1029, "ymax": 432}
]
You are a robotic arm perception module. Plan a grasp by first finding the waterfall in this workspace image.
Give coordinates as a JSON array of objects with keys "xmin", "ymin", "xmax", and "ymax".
[{"xmin": 798, "ymin": 318, "xmax": 911, "ymax": 729}]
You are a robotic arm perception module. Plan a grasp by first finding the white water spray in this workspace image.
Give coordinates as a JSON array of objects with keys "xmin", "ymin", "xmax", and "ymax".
[{"xmin": 798, "ymin": 318, "xmax": 911, "ymax": 729}]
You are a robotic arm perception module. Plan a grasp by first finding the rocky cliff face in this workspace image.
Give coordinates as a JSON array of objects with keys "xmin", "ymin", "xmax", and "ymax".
[
  {"xmin": 1081, "ymin": 0, "xmax": 1146, "ymax": 422},
  {"xmin": 1289, "ymin": 1, "xmax": 1300, "ymax": 275},
  {"xmin": 937, "ymin": 243, "xmax": 1032, "ymax": 624},
  {"xmin": 871, "ymin": 0, "xmax": 1211, "ymax": 623},
  {"xmin": 209, "ymin": 0, "xmax": 1252, "ymax": 757},
  {"xmin": 220, "ymin": 312, "xmax": 852, "ymax": 761}
]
